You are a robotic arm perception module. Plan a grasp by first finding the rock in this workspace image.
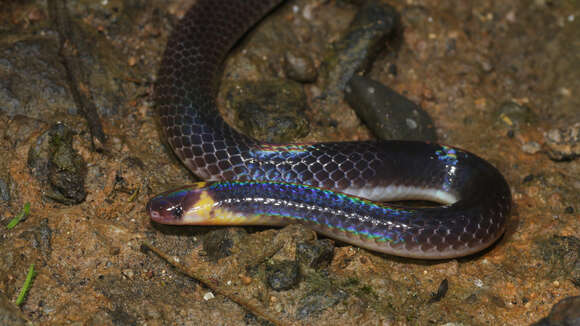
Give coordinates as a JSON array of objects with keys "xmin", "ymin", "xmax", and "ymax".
[
  {"xmin": 284, "ymin": 51, "xmax": 318, "ymax": 83},
  {"xmin": 296, "ymin": 239, "xmax": 335, "ymax": 269},
  {"xmin": 27, "ymin": 123, "xmax": 87, "ymax": 204},
  {"xmin": 544, "ymin": 122, "xmax": 580, "ymax": 161},
  {"xmin": 319, "ymin": 0, "xmax": 398, "ymax": 101},
  {"xmin": 495, "ymin": 101, "xmax": 537, "ymax": 129},
  {"xmin": 265, "ymin": 260, "xmax": 300, "ymax": 291},
  {"xmin": 296, "ymin": 288, "xmax": 348, "ymax": 319},
  {"xmin": 345, "ymin": 75, "xmax": 437, "ymax": 141},
  {"xmin": 522, "ymin": 141, "xmax": 541, "ymax": 154},
  {"xmin": 202, "ymin": 228, "xmax": 247, "ymax": 262}
]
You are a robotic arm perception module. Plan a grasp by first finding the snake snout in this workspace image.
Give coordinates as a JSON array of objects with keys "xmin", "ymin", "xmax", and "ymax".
[{"xmin": 147, "ymin": 196, "xmax": 184, "ymax": 224}]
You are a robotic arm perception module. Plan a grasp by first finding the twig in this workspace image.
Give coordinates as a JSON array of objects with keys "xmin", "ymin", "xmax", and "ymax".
[
  {"xmin": 142, "ymin": 242, "xmax": 292, "ymax": 326},
  {"xmin": 47, "ymin": 0, "xmax": 106, "ymax": 150}
]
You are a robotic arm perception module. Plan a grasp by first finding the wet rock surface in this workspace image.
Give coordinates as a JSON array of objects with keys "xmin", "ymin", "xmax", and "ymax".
[
  {"xmin": 532, "ymin": 295, "xmax": 580, "ymax": 326},
  {"xmin": 537, "ymin": 235, "xmax": 580, "ymax": 286},
  {"xmin": 0, "ymin": 0, "xmax": 578, "ymax": 325}
]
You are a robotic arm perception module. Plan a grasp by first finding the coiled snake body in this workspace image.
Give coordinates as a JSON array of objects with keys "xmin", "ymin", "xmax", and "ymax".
[{"xmin": 147, "ymin": 0, "xmax": 511, "ymax": 259}]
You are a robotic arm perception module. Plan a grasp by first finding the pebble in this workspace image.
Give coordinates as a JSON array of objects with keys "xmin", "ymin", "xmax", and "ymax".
[
  {"xmin": 202, "ymin": 228, "xmax": 247, "ymax": 262},
  {"xmin": 27, "ymin": 123, "xmax": 87, "ymax": 204},
  {"xmin": 296, "ymin": 239, "xmax": 335, "ymax": 269},
  {"xmin": 522, "ymin": 141, "xmax": 541, "ymax": 154},
  {"xmin": 203, "ymin": 292, "xmax": 215, "ymax": 301},
  {"xmin": 344, "ymin": 75, "xmax": 437, "ymax": 141},
  {"xmin": 544, "ymin": 122, "xmax": 580, "ymax": 161},
  {"xmin": 495, "ymin": 101, "xmax": 537, "ymax": 129},
  {"xmin": 296, "ymin": 288, "xmax": 348, "ymax": 319},
  {"xmin": 265, "ymin": 260, "xmax": 300, "ymax": 291},
  {"xmin": 284, "ymin": 51, "xmax": 317, "ymax": 83}
]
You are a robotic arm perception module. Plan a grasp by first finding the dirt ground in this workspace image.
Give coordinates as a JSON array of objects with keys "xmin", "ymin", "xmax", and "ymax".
[{"xmin": 0, "ymin": 0, "xmax": 578, "ymax": 325}]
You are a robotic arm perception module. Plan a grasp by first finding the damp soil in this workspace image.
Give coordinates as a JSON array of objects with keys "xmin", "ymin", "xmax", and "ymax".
[{"xmin": 0, "ymin": 0, "xmax": 579, "ymax": 325}]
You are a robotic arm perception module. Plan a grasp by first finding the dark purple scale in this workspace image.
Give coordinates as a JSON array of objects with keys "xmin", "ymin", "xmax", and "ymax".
[{"xmin": 150, "ymin": 0, "xmax": 512, "ymax": 259}]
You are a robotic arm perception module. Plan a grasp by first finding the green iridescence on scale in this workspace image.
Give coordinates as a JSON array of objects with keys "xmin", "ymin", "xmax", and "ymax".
[
  {"xmin": 206, "ymin": 181, "xmax": 412, "ymax": 244},
  {"xmin": 208, "ymin": 180, "xmax": 411, "ymax": 211}
]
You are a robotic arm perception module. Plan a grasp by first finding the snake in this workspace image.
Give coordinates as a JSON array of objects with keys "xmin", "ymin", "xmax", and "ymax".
[{"xmin": 147, "ymin": 0, "xmax": 512, "ymax": 259}]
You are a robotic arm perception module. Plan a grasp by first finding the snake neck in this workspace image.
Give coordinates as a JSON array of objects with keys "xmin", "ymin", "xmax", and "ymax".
[{"xmin": 154, "ymin": 0, "xmax": 285, "ymax": 179}]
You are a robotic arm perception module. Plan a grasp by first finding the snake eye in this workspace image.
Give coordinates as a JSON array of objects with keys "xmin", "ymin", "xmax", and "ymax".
[{"xmin": 171, "ymin": 205, "xmax": 184, "ymax": 219}]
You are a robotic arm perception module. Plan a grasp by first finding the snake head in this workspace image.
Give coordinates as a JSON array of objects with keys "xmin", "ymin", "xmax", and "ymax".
[{"xmin": 147, "ymin": 183, "xmax": 212, "ymax": 225}]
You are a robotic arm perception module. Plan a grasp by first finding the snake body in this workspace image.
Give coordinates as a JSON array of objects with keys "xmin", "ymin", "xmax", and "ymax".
[{"xmin": 147, "ymin": 0, "xmax": 512, "ymax": 259}]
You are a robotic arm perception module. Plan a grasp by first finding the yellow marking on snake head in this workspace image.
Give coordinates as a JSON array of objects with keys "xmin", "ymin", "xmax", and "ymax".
[{"xmin": 183, "ymin": 190, "xmax": 261, "ymax": 225}]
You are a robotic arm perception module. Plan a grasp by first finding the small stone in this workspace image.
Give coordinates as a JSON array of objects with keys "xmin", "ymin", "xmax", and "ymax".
[
  {"xmin": 203, "ymin": 292, "xmax": 215, "ymax": 301},
  {"xmin": 544, "ymin": 122, "xmax": 580, "ymax": 161},
  {"xmin": 121, "ymin": 269, "xmax": 134, "ymax": 279},
  {"xmin": 203, "ymin": 228, "xmax": 247, "ymax": 262},
  {"xmin": 296, "ymin": 239, "xmax": 335, "ymax": 269},
  {"xmin": 239, "ymin": 274, "xmax": 252, "ymax": 285},
  {"xmin": 27, "ymin": 123, "xmax": 87, "ymax": 204},
  {"xmin": 265, "ymin": 260, "xmax": 300, "ymax": 291},
  {"xmin": 523, "ymin": 174, "xmax": 534, "ymax": 183},
  {"xmin": 284, "ymin": 51, "xmax": 317, "ymax": 83},
  {"xmin": 495, "ymin": 101, "xmax": 537, "ymax": 129},
  {"xmin": 296, "ymin": 288, "xmax": 348, "ymax": 319},
  {"xmin": 522, "ymin": 141, "xmax": 541, "ymax": 154}
]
